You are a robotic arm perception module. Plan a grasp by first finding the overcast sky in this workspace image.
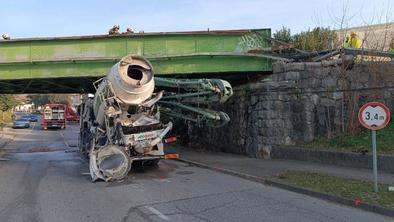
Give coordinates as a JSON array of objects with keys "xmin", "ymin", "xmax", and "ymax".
[{"xmin": 0, "ymin": 0, "xmax": 392, "ymax": 38}]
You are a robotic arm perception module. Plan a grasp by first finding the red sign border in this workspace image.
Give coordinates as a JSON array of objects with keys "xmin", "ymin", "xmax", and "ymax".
[{"xmin": 358, "ymin": 102, "xmax": 391, "ymax": 130}]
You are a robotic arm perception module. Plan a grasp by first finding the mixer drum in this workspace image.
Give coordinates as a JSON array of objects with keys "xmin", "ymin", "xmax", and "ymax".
[
  {"xmin": 93, "ymin": 55, "xmax": 155, "ymax": 126},
  {"xmin": 107, "ymin": 55, "xmax": 155, "ymax": 105}
]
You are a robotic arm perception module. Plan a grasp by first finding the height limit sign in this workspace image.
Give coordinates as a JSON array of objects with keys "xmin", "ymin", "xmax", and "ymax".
[{"xmin": 358, "ymin": 102, "xmax": 390, "ymax": 192}]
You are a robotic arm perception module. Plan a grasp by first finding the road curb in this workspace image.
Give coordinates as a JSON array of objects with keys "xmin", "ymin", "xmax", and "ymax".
[
  {"xmin": 175, "ymin": 158, "xmax": 266, "ymax": 184},
  {"xmin": 175, "ymin": 157, "xmax": 394, "ymax": 218},
  {"xmin": 265, "ymin": 179, "xmax": 394, "ymax": 218}
]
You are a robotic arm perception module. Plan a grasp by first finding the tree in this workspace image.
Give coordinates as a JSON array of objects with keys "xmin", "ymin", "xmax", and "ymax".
[
  {"xmin": 292, "ymin": 27, "xmax": 338, "ymax": 51},
  {"xmin": 273, "ymin": 26, "xmax": 339, "ymax": 51},
  {"xmin": 273, "ymin": 26, "xmax": 292, "ymax": 43},
  {"xmin": 0, "ymin": 95, "xmax": 17, "ymax": 113},
  {"xmin": 48, "ymin": 94, "xmax": 72, "ymax": 105},
  {"xmin": 30, "ymin": 94, "xmax": 50, "ymax": 106},
  {"xmin": 29, "ymin": 94, "xmax": 72, "ymax": 106},
  {"xmin": 0, "ymin": 94, "xmax": 18, "ymax": 125}
]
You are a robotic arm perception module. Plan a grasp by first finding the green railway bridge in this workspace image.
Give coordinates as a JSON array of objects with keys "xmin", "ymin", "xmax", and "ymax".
[{"xmin": 0, "ymin": 28, "xmax": 272, "ymax": 93}]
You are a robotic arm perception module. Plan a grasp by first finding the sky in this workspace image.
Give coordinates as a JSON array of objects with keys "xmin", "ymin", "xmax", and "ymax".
[{"xmin": 0, "ymin": 0, "xmax": 392, "ymax": 38}]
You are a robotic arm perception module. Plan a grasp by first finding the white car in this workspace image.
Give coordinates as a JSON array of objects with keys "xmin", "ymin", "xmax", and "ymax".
[{"xmin": 12, "ymin": 117, "xmax": 30, "ymax": 128}]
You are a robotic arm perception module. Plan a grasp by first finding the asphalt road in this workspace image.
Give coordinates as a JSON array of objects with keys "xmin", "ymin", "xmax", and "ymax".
[{"xmin": 0, "ymin": 116, "xmax": 392, "ymax": 222}]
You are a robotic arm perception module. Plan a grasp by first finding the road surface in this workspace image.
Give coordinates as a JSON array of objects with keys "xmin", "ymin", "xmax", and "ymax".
[{"xmin": 0, "ymin": 116, "xmax": 392, "ymax": 222}]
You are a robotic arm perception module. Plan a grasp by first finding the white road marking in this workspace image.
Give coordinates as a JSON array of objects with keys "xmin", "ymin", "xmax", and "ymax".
[
  {"xmin": 31, "ymin": 122, "xmax": 36, "ymax": 132},
  {"xmin": 25, "ymin": 122, "xmax": 36, "ymax": 134},
  {"xmin": 145, "ymin": 206, "xmax": 170, "ymax": 221},
  {"xmin": 59, "ymin": 131, "xmax": 70, "ymax": 148}
]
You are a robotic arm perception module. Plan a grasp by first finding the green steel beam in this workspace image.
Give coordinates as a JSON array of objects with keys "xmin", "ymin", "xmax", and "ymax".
[{"xmin": 0, "ymin": 29, "xmax": 271, "ymax": 80}]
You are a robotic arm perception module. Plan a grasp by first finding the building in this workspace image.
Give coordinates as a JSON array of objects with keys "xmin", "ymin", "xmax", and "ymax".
[
  {"xmin": 15, "ymin": 103, "xmax": 34, "ymax": 112},
  {"xmin": 336, "ymin": 22, "xmax": 394, "ymax": 50}
]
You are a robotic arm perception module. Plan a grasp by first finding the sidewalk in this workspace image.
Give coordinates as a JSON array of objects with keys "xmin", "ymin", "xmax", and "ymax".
[
  {"xmin": 0, "ymin": 125, "xmax": 15, "ymax": 152},
  {"xmin": 167, "ymin": 144, "xmax": 394, "ymax": 185}
]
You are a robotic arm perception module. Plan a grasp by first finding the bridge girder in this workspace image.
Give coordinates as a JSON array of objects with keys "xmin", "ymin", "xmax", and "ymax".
[{"xmin": 0, "ymin": 29, "xmax": 272, "ymax": 93}]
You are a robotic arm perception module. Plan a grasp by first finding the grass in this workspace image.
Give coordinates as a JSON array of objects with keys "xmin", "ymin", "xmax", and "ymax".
[
  {"xmin": 277, "ymin": 170, "xmax": 394, "ymax": 209},
  {"xmin": 301, "ymin": 123, "xmax": 394, "ymax": 155}
]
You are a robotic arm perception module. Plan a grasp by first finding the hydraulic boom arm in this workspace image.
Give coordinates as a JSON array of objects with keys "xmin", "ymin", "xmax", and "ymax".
[{"xmin": 155, "ymin": 77, "xmax": 233, "ymax": 127}]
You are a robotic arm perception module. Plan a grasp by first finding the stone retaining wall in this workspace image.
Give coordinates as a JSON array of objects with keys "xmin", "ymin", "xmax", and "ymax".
[{"xmin": 187, "ymin": 60, "xmax": 394, "ymax": 158}]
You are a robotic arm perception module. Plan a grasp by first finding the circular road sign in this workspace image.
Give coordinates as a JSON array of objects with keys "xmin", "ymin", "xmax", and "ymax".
[{"xmin": 358, "ymin": 102, "xmax": 390, "ymax": 130}]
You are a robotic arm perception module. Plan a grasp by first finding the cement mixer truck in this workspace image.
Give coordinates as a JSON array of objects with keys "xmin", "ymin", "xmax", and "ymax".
[{"xmin": 79, "ymin": 55, "xmax": 233, "ymax": 182}]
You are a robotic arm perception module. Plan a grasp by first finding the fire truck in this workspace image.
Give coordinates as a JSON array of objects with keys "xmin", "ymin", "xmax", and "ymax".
[{"xmin": 43, "ymin": 104, "xmax": 66, "ymax": 130}]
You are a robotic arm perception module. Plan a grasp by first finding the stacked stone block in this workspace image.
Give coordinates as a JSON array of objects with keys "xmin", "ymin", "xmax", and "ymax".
[{"xmin": 188, "ymin": 60, "xmax": 394, "ymax": 158}]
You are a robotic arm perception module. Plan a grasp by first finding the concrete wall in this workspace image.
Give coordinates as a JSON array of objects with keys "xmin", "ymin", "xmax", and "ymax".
[
  {"xmin": 336, "ymin": 23, "xmax": 394, "ymax": 50},
  {"xmin": 187, "ymin": 60, "xmax": 394, "ymax": 158}
]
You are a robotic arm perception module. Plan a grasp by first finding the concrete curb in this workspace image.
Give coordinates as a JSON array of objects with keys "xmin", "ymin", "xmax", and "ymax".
[
  {"xmin": 265, "ymin": 180, "xmax": 394, "ymax": 218},
  {"xmin": 175, "ymin": 157, "xmax": 394, "ymax": 218},
  {"xmin": 175, "ymin": 158, "xmax": 266, "ymax": 184}
]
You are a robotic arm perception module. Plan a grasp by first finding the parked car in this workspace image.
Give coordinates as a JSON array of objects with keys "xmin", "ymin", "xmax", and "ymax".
[
  {"xmin": 22, "ymin": 114, "xmax": 38, "ymax": 122},
  {"xmin": 12, "ymin": 117, "xmax": 30, "ymax": 128}
]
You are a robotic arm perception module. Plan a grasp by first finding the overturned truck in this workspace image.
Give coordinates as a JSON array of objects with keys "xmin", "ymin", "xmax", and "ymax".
[{"xmin": 79, "ymin": 55, "xmax": 233, "ymax": 182}]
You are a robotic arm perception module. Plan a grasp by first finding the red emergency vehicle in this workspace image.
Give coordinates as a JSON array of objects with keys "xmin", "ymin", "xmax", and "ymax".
[
  {"xmin": 65, "ymin": 106, "xmax": 79, "ymax": 122},
  {"xmin": 43, "ymin": 104, "xmax": 66, "ymax": 130}
]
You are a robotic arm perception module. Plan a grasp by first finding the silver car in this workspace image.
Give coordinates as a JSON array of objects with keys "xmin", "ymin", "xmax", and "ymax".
[{"xmin": 12, "ymin": 117, "xmax": 30, "ymax": 128}]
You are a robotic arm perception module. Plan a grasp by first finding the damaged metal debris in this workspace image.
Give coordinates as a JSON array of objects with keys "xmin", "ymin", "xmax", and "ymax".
[
  {"xmin": 89, "ymin": 145, "xmax": 131, "ymax": 181},
  {"xmin": 79, "ymin": 55, "xmax": 233, "ymax": 182},
  {"xmin": 248, "ymin": 37, "xmax": 394, "ymax": 62}
]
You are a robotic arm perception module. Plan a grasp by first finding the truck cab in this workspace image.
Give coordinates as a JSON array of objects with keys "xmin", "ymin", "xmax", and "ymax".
[{"xmin": 65, "ymin": 106, "xmax": 79, "ymax": 122}]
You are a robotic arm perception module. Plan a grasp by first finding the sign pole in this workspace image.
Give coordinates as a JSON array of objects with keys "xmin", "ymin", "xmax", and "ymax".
[
  {"xmin": 372, "ymin": 130, "xmax": 378, "ymax": 192},
  {"xmin": 358, "ymin": 102, "xmax": 390, "ymax": 193}
]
